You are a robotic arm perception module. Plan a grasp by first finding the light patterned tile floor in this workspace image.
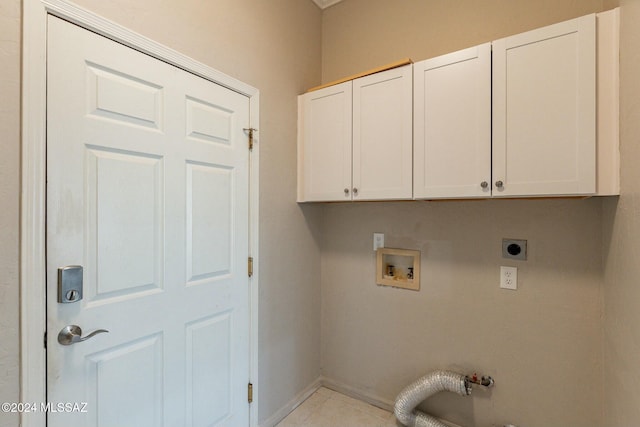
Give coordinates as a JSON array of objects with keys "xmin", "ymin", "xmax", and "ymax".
[{"xmin": 277, "ymin": 387, "xmax": 398, "ymax": 427}]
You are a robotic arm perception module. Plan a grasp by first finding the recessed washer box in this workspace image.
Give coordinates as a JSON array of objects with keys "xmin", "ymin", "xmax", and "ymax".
[
  {"xmin": 502, "ymin": 239, "xmax": 527, "ymax": 261},
  {"xmin": 376, "ymin": 248, "xmax": 420, "ymax": 291}
]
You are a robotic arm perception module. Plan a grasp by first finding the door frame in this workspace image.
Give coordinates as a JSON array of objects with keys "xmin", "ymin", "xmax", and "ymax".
[{"xmin": 20, "ymin": 1, "xmax": 260, "ymax": 426}]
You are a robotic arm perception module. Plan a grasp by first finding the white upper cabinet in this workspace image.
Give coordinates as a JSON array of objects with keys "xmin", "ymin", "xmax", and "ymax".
[
  {"xmin": 414, "ymin": 43, "xmax": 491, "ymax": 199},
  {"xmin": 298, "ymin": 10, "xmax": 618, "ymax": 203},
  {"xmin": 297, "ymin": 81, "xmax": 352, "ymax": 202},
  {"xmin": 492, "ymin": 14, "xmax": 596, "ymax": 197},
  {"xmin": 352, "ymin": 65, "xmax": 413, "ymax": 200},
  {"xmin": 298, "ymin": 64, "xmax": 413, "ymax": 202}
]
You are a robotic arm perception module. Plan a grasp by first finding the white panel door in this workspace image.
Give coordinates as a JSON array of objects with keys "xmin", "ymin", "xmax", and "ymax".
[
  {"xmin": 414, "ymin": 43, "xmax": 491, "ymax": 199},
  {"xmin": 492, "ymin": 14, "xmax": 596, "ymax": 197},
  {"xmin": 298, "ymin": 81, "xmax": 353, "ymax": 202},
  {"xmin": 47, "ymin": 16, "xmax": 250, "ymax": 427},
  {"xmin": 352, "ymin": 65, "xmax": 413, "ymax": 200}
]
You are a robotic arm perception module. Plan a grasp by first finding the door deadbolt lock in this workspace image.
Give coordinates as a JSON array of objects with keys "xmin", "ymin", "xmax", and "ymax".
[{"xmin": 58, "ymin": 265, "xmax": 83, "ymax": 303}]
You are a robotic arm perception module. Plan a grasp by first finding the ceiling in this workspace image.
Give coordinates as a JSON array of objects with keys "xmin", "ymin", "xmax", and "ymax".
[{"xmin": 311, "ymin": 0, "xmax": 344, "ymax": 9}]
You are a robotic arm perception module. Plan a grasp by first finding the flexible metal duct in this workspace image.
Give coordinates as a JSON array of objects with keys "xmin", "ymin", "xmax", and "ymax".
[{"xmin": 394, "ymin": 370, "xmax": 472, "ymax": 427}]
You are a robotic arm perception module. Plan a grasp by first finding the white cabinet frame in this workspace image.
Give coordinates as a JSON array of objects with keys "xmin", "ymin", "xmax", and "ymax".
[
  {"xmin": 353, "ymin": 65, "xmax": 413, "ymax": 201},
  {"xmin": 297, "ymin": 81, "xmax": 353, "ymax": 202},
  {"xmin": 298, "ymin": 64, "xmax": 413, "ymax": 202},
  {"xmin": 492, "ymin": 14, "xmax": 596, "ymax": 197},
  {"xmin": 414, "ymin": 43, "xmax": 491, "ymax": 199}
]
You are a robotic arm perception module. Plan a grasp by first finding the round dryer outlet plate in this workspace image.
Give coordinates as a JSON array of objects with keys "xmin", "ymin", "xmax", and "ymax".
[{"xmin": 502, "ymin": 238, "xmax": 527, "ymax": 261}]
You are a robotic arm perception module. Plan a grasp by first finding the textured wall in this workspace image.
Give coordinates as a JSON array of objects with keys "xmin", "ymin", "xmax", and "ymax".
[
  {"xmin": 322, "ymin": 200, "xmax": 603, "ymax": 427},
  {"xmin": 320, "ymin": 1, "xmax": 617, "ymax": 426},
  {"xmin": 322, "ymin": 0, "xmax": 617, "ymax": 83},
  {"xmin": 602, "ymin": 0, "xmax": 640, "ymax": 425},
  {"xmin": 4, "ymin": 0, "xmax": 323, "ymax": 425},
  {"xmin": 0, "ymin": 0, "xmax": 21, "ymax": 426}
]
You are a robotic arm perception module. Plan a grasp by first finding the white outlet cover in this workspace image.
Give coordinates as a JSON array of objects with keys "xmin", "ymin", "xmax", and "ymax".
[
  {"xmin": 373, "ymin": 233, "xmax": 384, "ymax": 251},
  {"xmin": 500, "ymin": 266, "xmax": 518, "ymax": 290}
]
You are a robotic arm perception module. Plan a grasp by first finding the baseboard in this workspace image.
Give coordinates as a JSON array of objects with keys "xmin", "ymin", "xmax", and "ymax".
[
  {"xmin": 259, "ymin": 377, "xmax": 323, "ymax": 427},
  {"xmin": 261, "ymin": 376, "xmax": 465, "ymax": 427},
  {"xmin": 320, "ymin": 377, "xmax": 464, "ymax": 427},
  {"xmin": 319, "ymin": 376, "xmax": 395, "ymax": 413}
]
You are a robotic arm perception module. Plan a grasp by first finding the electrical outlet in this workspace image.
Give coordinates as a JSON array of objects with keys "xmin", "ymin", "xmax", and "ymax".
[
  {"xmin": 502, "ymin": 238, "xmax": 527, "ymax": 260},
  {"xmin": 500, "ymin": 266, "xmax": 517, "ymax": 290},
  {"xmin": 373, "ymin": 233, "xmax": 384, "ymax": 251}
]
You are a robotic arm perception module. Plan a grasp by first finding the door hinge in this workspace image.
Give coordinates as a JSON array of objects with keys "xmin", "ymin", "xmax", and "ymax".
[
  {"xmin": 243, "ymin": 128, "xmax": 257, "ymax": 151},
  {"xmin": 44, "ymin": 331, "xmax": 47, "ymax": 349},
  {"xmin": 248, "ymin": 383, "xmax": 253, "ymax": 403},
  {"xmin": 248, "ymin": 256, "xmax": 254, "ymax": 277}
]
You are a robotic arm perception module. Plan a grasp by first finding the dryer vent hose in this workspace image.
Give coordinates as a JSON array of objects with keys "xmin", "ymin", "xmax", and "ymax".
[{"xmin": 394, "ymin": 370, "xmax": 471, "ymax": 427}]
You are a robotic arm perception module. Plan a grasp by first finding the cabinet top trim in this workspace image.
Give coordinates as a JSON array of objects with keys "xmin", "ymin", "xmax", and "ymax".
[{"xmin": 306, "ymin": 58, "xmax": 412, "ymax": 93}]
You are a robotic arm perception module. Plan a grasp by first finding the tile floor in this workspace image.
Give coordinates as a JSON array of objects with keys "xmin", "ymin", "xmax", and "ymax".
[{"xmin": 276, "ymin": 387, "xmax": 398, "ymax": 427}]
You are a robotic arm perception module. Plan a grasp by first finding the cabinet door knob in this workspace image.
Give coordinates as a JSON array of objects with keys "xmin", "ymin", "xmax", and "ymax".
[
  {"xmin": 352, "ymin": 188, "xmax": 358, "ymax": 195},
  {"xmin": 480, "ymin": 181, "xmax": 488, "ymax": 189},
  {"xmin": 344, "ymin": 188, "xmax": 350, "ymax": 195},
  {"xmin": 495, "ymin": 180, "xmax": 504, "ymax": 188}
]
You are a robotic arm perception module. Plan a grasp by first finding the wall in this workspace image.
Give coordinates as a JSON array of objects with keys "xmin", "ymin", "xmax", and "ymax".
[
  {"xmin": 322, "ymin": 200, "xmax": 603, "ymax": 426},
  {"xmin": 320, "ymin": 1, "xmax": 617, "ymax": 426},
  {"xmin": 0, "ymin": 0, "xmax": 21, "ymax": 426},
  {"xmin": 0, "ymin": 0, "xmax": 323, "ymax": 425},
  {"xmin": 602, "ymin": 0, "xmax": 640, "ymax": 425},
  {"xmin": 322, "ymin": 0, "xmax": 616, "ymax": 83}
]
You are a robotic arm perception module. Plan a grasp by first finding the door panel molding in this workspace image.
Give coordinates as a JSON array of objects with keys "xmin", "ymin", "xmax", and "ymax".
[{"xmin": 21, "ymin": 1, "xmax": 260, "ymax": 426}]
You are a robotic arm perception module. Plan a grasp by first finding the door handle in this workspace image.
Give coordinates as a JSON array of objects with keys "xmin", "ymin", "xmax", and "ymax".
[{"xmin": 57, "ymin": 325, "xmax": 109, "ymax": 346}]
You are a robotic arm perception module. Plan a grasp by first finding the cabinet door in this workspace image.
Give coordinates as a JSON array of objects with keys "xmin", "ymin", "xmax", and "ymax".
[
  {"xmin": 297, "ymin": 81, "xmax": 353, "ymax": 202},
  {"xmin": 352, "ymin": 65, "xmax": 413, "ymax": 200},
  {"xmin": 414, "ymin": 44, "xmax": 491, "ymax": 199},
  {"xmin": 492, "ymin": 14, "xmax": 596, "ymax": 197}
]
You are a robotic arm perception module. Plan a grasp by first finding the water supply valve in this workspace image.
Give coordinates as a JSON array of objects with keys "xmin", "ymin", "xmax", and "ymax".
[{"xmin": 467, "ymin": 373, "xmax": 495, "ymax": 388}]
